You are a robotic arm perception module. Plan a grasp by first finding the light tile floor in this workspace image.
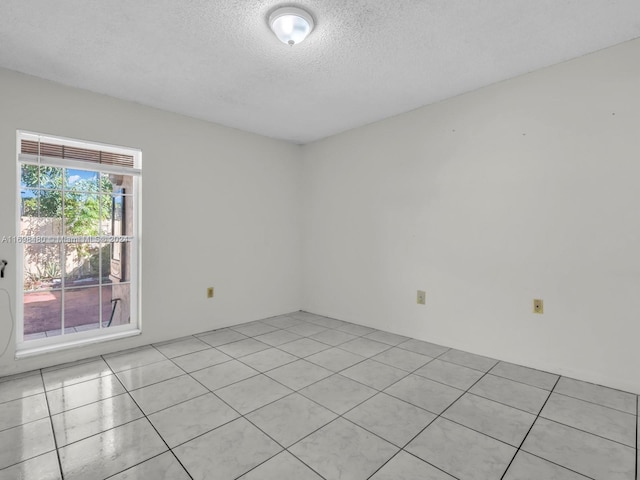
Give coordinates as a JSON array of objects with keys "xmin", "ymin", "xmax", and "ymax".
[{"xmin": 0, "ymin": 311, "xmax": 638, "ymax": 480}]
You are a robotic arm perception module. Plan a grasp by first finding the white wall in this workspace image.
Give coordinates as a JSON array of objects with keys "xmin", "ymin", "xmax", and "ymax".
[
  {"xmin": 0, "ymin": 68, "xmax": 303, "ymax": 376},
  {"xmin": 2, "ymin": 38, "xmax": 639, "ymax": 394},
  {"xmin": 302, "ymin": 39, "xmax": 640, "ymax": 394}
]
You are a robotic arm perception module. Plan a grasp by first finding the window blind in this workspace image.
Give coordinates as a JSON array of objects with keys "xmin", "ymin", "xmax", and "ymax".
[{"xmin": 21, "ymin": 139, "xmax": 135, "ymax": 168}]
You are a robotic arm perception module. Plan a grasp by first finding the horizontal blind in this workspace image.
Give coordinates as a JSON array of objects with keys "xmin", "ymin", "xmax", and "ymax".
[{"xmin": 21, "ymin": 139, "xmax": 135, "ymax": 168}]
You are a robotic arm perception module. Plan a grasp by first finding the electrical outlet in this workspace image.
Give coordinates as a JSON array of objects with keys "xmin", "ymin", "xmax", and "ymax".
[
  {"xmin": 207, "ymin": 287, "xmax": 214, "ymax": 299},
  {"xmin": 417, "ymin": 290, "xmax": 426, "ymax": 305},
  {"xmin": 533, "ymin": 298, "xmax": 543, "ymax": 314}
]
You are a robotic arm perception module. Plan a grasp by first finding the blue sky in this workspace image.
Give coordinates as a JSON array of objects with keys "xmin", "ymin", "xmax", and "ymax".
[{"xmin": 21, "ymin": 168, "xmax": 99, "ymax": 198}]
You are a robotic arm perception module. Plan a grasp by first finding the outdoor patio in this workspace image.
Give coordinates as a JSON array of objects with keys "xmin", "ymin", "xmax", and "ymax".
[{"xmin": 23, "ymin": 285, "xmax": 128, "ymax": 339}]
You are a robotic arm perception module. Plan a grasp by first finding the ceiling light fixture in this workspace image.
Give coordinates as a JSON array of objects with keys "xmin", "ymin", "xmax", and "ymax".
[{"xmin": 269, "ymin": 6, "xmax": 314, "ymax": 46}]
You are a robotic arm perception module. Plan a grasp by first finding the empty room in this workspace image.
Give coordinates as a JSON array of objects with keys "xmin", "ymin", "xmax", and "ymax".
[{"xmin": 0, "ymin": 1, "xmax": 639, "ymax": 479}]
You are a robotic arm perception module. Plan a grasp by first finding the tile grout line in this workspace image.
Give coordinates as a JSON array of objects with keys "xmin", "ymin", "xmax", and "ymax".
[
  {"xmin": 131, "ymin": 389, "xmax": 212, "ymax": 417},
  {"xmin": 179, "ymin": 368, "xmax": 319, "ymax": 480},
  {"xmin": 0, "ymin": 315, "xmax": 381, "ymax": 385},
  {"xmin": 40, "ymin": 355, "xmax": 100, "ymax": 374},
  {"xmin": 39, "ymin": 369, "xmax": 65, "ymax": 480},
  {"xmin": 498, "ymin": 375, "xmax": 560, "ymax": 480},
  {"xmin": 175, "ymin": 325, "xmax": 445, "ymax": 479},
  {"xmin": 0, "ymin": 315, "xmax": 371, "ymax": 478},
  {"xmin": 398, "ymin": 362, "xmax": 496, "ymax": 442},
  {"xmin": 355, "ymin": 358, "xmax": 467, "ymax": 480},
  {"xmin": 100, "ymin": 354, "xmax": 196, "ymax": 480},
  {"xmin": 548, "ymin": 389, "xmax": 637, "ymax": 416},
  {"xmin": 0, "ymin": 327, "xmax": 598, "ymax": 477},
  {"xmin": 0, "ymin": 338, "xmax": 461, "ymax": 479},
  {"xmin": 0, "ymin": 329, "xmax": 368, "ymax": 406},
  {"xmin": 0, "ymin": 330, "xmax": 556, "ymax": 480},
  {"xmin": 1, "ymin": 312, "xmax": 634, "ymax": 479},
  {"xmin": 38, "ymin": 355, "xmax": 193, "ymax": 420},
  {"xmin": 364, "ymin": 355, "xmax": 494, "ymax": 480},
  {"xmin": 237, "ymin": 312, "xmax": 377, "ymax": 479},
  {"xmin": 42, "ymin": 371, "xmax": 115, "ymax": 395},
  {"xmin": 452, "ymin": 389, "xmax": 538, "ymax": 416},
  {"xmin": 233, "ymin": 434, "xmax": 330, "ymax": 480},
  {"xmin": 210, "ymin": 322, "xmax": 400, "ymax": 394},
  {"xmin": 486, "ymin": 371, "xmax": 557, "ymax": 391},
  {"xmin": 339, "ymin": 364, "xmax": 626, "ymax": 478},
  {"xmin": 101, "ymin": 452, "xmax": 174, "ymax": 480},
  {"xmin": 0, "ymin": 387, "xmax": 47, "ymax": 405},
  {"xmin": 515, "ymin": 451, "xmax": 598, "ymax": 480},
  {"xmin": 534, "ymin": 415, "xmax": 637, "ymax": 450},
  {"xmin": 48, "ymin": 390, "xmax": 136, "ymax": 426}
]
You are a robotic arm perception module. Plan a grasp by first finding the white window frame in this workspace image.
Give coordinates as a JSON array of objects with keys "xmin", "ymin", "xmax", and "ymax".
[{"xmin": 15, "ymin": 131, "xmax": 142, "ymax": 357}]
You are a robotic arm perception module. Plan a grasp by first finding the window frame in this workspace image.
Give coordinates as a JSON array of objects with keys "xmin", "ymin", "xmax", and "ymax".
[{"xmin": 15, "ymin": 131, "xmax": 142, "ymax": 357}]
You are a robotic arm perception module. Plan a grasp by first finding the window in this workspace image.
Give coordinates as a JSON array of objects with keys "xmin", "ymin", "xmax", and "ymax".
[{"xmin": 16, "ymin": 132, "xmax": 141, "ymax": 354}]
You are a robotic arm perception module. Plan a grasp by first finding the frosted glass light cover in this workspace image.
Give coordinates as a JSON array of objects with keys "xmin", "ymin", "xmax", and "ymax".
[{"xmin": 269, "ymin": 7, "xmax": 314, "ymax": 45}]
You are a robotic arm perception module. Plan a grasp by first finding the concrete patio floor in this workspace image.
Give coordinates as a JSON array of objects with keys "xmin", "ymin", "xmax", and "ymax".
[{"xmin": 23, "ymin": 285, "xmax": 127, "ymax": 339}]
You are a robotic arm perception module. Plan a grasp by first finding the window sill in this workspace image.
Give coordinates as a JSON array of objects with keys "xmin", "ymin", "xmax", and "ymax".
[{"xmin": 15, "ymin": 329, "xmax": 141, "ymax": 359}]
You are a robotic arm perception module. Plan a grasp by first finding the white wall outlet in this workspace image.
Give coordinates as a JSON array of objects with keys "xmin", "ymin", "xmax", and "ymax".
[{"xmin": 417, "ymin": 290, "xmax": 426, "ymax": 305}]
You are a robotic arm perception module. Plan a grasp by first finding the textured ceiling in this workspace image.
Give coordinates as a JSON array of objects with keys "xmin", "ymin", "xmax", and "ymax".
[{"xmin": 1, "ymin": 1, "xmax": 639, "ymax": 144}]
